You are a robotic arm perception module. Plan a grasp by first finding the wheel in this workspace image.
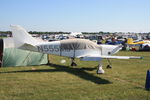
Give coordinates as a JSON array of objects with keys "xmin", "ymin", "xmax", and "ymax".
[
  {"xmin": 106, "ymin": 65, "xmax": 112, "ymax": 69},
  {"xmin": 71, "ymin": 62, "xmax": 77, "ymax": 66}
]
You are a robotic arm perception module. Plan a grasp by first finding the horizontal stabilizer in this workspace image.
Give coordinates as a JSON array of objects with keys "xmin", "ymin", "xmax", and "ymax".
[{"xmin": 19, "ymin": 43, "xmax": 37, "ymax": 51}]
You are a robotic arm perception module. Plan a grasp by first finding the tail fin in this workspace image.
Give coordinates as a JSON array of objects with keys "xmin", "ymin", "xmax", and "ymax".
[
  {"xmin": 127, "ymin": 38, "xmax": 134, "ymax": 44},
  {"xmin": 10, "ymin": 25, "xmax": 38, "ymax": 50}
]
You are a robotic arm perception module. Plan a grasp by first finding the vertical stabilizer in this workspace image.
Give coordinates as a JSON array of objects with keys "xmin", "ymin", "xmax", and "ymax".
[{"xmin": 10, "ymin": 25, "xmax": 38, "ymax": 48}]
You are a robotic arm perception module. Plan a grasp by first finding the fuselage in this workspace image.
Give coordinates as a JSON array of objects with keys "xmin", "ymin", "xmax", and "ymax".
[{"xmin": 32, "ymin": 39, "xmax": 122, "ymax": 58}]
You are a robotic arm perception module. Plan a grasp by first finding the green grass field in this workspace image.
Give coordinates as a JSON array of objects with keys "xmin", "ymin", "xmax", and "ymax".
[{"xmin": 0, "ymin": 51, "xmax": 150, "ymax": 100}]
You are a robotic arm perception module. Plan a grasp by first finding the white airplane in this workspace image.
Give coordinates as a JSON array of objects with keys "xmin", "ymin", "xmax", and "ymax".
[
  {"xmin": 10, "ymin": 25, "xmax": 142, "ymax": 74},
  {"xmin": 70, "ymin": 32, "xmax": 82, "ymax": 36}
]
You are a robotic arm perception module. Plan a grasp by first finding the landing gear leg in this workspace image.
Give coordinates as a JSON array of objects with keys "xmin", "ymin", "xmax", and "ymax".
[
  {"xmin": 97, "ymin": 60, "xmax": 105, "ymax": 74},
  {"xmin": 71, "ymin": 58, "xmax": 77, "ymax": 66},
  {"xmin": 106, "ymin": 59, "xmax": 112, "ymax": 69}
]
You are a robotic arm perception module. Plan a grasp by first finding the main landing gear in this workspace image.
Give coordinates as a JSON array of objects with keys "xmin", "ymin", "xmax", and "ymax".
[
  {"xmin": 106, "ymin": 59, "xmax": 112, "ymax": 69},
  {"xmin": 71, "ymin": 58, "xmax": 77, "ymax": 66},
  {"xmin": 70, "ymin": 58, "xmax": 112, "ymax": 74}
]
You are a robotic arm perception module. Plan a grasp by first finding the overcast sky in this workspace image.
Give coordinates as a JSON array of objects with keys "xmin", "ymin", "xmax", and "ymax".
[{"xmin": 0, "ymin": 0, "xmax": 150, "ymax": 32}]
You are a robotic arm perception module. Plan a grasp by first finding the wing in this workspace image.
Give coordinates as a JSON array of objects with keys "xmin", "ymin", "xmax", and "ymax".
[{"xmin": 79, "ymin": 55, "xmax": 142, "ymax": 61}]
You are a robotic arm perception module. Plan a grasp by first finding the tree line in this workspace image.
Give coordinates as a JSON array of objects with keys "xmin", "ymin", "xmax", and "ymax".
[
  {"xmin": 0, "ymin": 31, "xmax": 150, "ymax": 35},
  {"xmin": 0, "ymin": 31, "xmax": 115, "ymax": 35}
]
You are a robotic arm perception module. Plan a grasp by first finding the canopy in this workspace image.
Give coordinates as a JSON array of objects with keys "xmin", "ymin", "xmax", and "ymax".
[{"xmin": 60, "ymin": 39, "xmax": 101, "ymax": 50}]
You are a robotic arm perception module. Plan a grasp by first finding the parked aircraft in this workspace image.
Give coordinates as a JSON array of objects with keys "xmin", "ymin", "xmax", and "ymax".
[
  {"xmin": 127, "ymin": 38, "xmax": 150, "ymax": 45},
  {"xmin": 70, "ymin": 32, "xmax": 82, "ymax": 37},
  {"xmin": 127, "ymin": 38, "xmax": 150, "ymax": 51},
  {"xmin": 10, "ymin": 25, "xmax": 142, "ymax": 74}
]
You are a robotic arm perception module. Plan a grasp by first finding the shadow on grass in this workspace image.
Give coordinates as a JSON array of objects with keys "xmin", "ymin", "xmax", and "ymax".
[{"xmin": 0, "ymin": 64, "xmax": 112, "ymax": 84}]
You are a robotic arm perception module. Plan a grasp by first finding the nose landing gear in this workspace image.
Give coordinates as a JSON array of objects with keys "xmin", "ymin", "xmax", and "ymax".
[{"xmin": 97, "ymin": 61, "xmax": 105, "ymax": 74}]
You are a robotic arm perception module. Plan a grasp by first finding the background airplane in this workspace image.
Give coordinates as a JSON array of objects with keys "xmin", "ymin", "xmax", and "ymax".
[
  {"xmin": 127, "ymin": 38, "xmax": 150, "ymax": 45},
  {"xmin": 127, "ymin": 38, "xmax": 150, "ymax": 51},
  {"xmin": 11, "ymin": 25, "xmax": 142, "ymax": 74}
]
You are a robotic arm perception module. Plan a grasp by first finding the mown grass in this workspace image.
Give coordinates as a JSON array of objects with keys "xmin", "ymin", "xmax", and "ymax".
[{"xmin": 0, "ymin": 51, "xmax": 150, "ymax": 100}]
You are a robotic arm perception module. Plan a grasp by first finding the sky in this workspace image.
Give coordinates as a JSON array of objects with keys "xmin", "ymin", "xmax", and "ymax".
[{"xmin": 0, "ymin": 0, "xmax": 150, "ymax": 32}]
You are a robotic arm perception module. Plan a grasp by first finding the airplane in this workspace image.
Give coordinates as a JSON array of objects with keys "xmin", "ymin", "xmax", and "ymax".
[
  {"xmin": 127, "ymin": 38, "xmax": 150, "ymax": 51},
  {"xmin": 127, "ymin": 38, "xmax": 150, "ymax": 45},
  {"xmin": 70, "ymin": 32, "xmax": 82, "ymax": 37},
  {"xmin": 10, "ymin": 25, "xmax": 142, "ymax": 74}
]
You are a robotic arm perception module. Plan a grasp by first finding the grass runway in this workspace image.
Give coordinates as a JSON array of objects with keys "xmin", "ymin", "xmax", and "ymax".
[{"xmin": 0, "ymin": 51, "xmax": 150, "ymax": 100}]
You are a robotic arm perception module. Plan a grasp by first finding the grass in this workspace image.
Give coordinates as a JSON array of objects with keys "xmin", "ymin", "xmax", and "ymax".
[
  {"xmin": 0, "ymin": 51, "xmax": 150, "ymax": 100},
  {"xmin": 0, "ymin": 36, "xmax": 7, "ymax": 39}
]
